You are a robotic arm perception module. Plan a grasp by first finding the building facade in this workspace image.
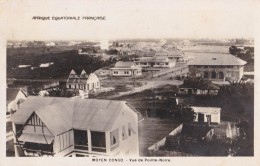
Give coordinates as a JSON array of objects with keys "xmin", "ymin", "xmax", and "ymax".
[
  {"xmin": 11, "ymin": 97, "xmax": 139, "ymax": 157},
  {"xmin": 110, "ymin": 61, "xmax": 142, "ymax": 77},
  {"xmin": 192, "ymin": 106, "xmax": 221, "ymax": 124},
  {"xmin": 188, "ymin": 54, "xmax": 247, "ymax": 81},
  {"xmin": 66, "ymin": 70, "xmax": 101, "ymax": 92},
  {"xmin": 135, "ymin": 56, "xmax": 176, "ymax": 68}
]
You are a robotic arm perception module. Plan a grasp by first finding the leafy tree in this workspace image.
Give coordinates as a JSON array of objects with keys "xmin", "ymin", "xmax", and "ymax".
[
  {"xmin": 173, "ymin": 105, "xmax": 196, "ymax": 123},
  {"xmin": 229, "ymin": 45, "xmax": 241, "ymax": 55}
]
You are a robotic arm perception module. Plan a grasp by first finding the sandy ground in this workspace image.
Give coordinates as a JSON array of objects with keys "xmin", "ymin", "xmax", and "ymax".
[{"xmin": 108, "ymin": 80, "xmax": 182, "ymax": 99}]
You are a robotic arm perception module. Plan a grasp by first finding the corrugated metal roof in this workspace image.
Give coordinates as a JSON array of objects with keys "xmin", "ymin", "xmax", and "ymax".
[
  {"xmin": 19, "ymin": 133, "xmax": 54, "ymax": 144},
  {"xmin": 11, "ymin": 97, "xmax": 130, "ymax": 135},
  {"xmin": 188, "ymin": 54, "xmax": 247, "ymax": 66},
  {"xmin": 191, "ymin": 106, "xmax": 221, "ymax": 114}
]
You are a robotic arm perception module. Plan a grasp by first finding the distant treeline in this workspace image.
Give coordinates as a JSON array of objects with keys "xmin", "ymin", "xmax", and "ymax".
[{"xmin": 7, "ymin": 50, "xmax": 116, "ymax": 79}]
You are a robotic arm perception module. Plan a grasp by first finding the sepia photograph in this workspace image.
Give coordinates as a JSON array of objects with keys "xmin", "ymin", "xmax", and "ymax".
[{"xmin": 0, "ymin": 0, "xmax": 259, "ymax": 165}]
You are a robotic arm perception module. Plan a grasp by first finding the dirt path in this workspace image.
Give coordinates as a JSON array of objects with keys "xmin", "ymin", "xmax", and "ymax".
[{"xmin": 108, "ymin": 80, "xmax": 183, "ymax": 99}]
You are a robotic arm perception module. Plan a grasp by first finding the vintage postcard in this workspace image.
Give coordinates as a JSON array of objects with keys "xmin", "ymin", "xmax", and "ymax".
[{"xmin": 0, "ymin": 0, "xmax": 259, "ymax": 165}]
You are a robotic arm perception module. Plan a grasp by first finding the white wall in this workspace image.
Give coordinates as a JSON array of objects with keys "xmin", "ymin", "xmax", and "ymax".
[
  {"xmin": 109, "ymin": 104, "xmax": 139, "ymax": 156},
  {"xmin": 86, "ymin": 73, "xmax": 101, "ymax": 90},
  {"xmin": 194, "ymin": 113, "xmax": 220, "ymax": 124},
  {"xmin": 111, "ymin": 69, "xmax": 132, "ymax": 76},
  {"xmin": 7, "ymin": 90, "xmax": 27, "ymax": 112}
]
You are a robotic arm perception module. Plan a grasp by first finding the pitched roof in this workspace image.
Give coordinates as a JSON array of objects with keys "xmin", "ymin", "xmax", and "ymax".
[
  {"xmin": 7, "ymin": 88, "xmax": 27, "ymax": 104},
  {"xmin": 188, "ymin": 54, "xmax": 247, "ymax": 66},
  {"xmin": 114, "ymin": 61, "xmax": 135, "ymax": 68},
  {"xmin": 111, "ymin": 61, "xmax": 141, "ymax": 70},
  {"xmin": 67, "ymin": 70, "xmax": 89, "ymax": 83},
  {"xmin": 11, "ymin": 96, "xmax": 133, "ymax": 135}
]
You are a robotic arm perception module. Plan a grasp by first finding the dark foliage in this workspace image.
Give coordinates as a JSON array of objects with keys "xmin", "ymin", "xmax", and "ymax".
[{"xmin": 7, "ymin": 50, "xmax": 115, "ymax": 79}]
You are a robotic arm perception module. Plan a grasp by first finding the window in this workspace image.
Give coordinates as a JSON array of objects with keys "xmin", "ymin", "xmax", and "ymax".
[
  {"xmin": 74, "ymin": 130, "xmax": 88, "ymax": 150},
  {"xmin": 23, "ymin": 142, "xmax": 53, "ymax": 155},
  {"xmin": 124, "ymin": 71, "xmax": 129, "ymax": 74},
  {"xmin": 211, "ymin": 71, "xmax": 217, "ymax": 79},
  {"xmin": 204, "ymin": 66, "xmax": 208, "ymax": 68},
  {"xmin": 165, "ymin": 63, "xmax": 169, "ymax": 65},
  {"xmin": 219, "ymin": 72, "xmax": 224, "ymax": 79},
  {"xmin": 114, "ymin": 71, "xmax": 118, "ymax": 74},
  {"xmin": 128, "ymin": 123, "xmax": 136, "ymax": 136},
  {"xmin": 91, "ymin": 131, "xmax": 106, "ymax": 152},
  {"xmin": 122, "ymin": 126, "xmax": 127, "ymax": 140},
  {"xmin": 110, "ymin": 129, "xmax": 119, "ymax": 151},
  {"xmin": 204, "ymin": 71, "xmax": 209, "ymax": 78}
]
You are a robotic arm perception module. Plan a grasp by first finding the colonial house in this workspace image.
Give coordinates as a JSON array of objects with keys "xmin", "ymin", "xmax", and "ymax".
[
  {"xmin": 191, "ymin": 107, "xmax": 221, "ymax": 125},
  {"xmin": 178, "ymin": 78, "xmax": 220, "ymax": 96},
  {"xmin": 66, "ymin": 70, "xmax": 100, "ymax": 92},
  {"xmin": 11, "ymin": 96, "xmax": 139, "ymax": 157},
  {"xmin": 135, "ymin": 56, "xmax": 176, "ymax": 68},
  {"xmin": 166, "ymin": 50, "xmax": 188, "ymax": 63},
  {"xmin": 110, "ymin": 61, "xmax": 142, "ymax": 77},
  {"xmin": 188, "ymin": 54, "xmax": 247, "ymax": 81},
  {"xmin": 7, "ymin": 88, "xmax": 27, "ymax": 113}
]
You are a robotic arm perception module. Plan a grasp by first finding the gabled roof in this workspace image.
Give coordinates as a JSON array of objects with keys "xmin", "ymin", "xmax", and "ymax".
[
  {"xmin": 67, "ymin": 69, "xmax": 90, "ymax": 83},
  {"xmin": 188, "ymin": 54, "xmax": 247, "ymax": 66},
  {"xmin": 7, "ymin": 88, "xmax": 27, "ymax": 104},
  {"xmin": 111, "ymin": 61, "xmax": 141, "ymax": 70},
  {"xmin": 70, "ymin": 69, "xmax": 76, "ymax": 75},
  {"xmin": 79, "ymin": 70, "xmax": 89, "ymax": 79},
  {"xmin": 11, "ymin": 97, "xmax": 133, "ymax": 135}
]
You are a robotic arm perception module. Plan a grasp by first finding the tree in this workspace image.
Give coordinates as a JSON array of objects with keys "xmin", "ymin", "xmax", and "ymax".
[
  {"xmin": 173, "ymin": 105, "xmax": 196, "ymax": 123},
  {"xmin": 229, "ymin": 45, "xmax": 241, "ymax": 55}
]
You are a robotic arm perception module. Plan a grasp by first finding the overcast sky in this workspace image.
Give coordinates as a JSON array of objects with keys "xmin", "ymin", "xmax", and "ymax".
[{"xmin": 0, "ymin": 0, "xmax": 258, "ymax": 41}]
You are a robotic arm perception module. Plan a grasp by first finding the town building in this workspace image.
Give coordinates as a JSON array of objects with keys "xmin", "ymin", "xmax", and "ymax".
[
  {"xmin": 66, "ymin": 70, "xmax": 101, "ymax": 92},
  {"xmin": 135, "ymin": 56, "xmax": 176, "ymax": 68},
  {"xmin": 7, "ymin": 88, "xmax": 27, "ymax": 113},
  {"xmin": 110, "ymin": 61, "xmax": 142, "ymax": 77},
  {"xmin": 188, "ymin": 54, "xmax": 247, "ymax": 81},
  {"xmin": 11, "ymin": 96, "xmax": 139, "ymax": 157},
  {"xmin": 178, "ymin": 78, "xmax": 220, "ymax": 96},
  {"xmin": 191, "ymin": 107, "xmax": 221, "ymax": 124}
]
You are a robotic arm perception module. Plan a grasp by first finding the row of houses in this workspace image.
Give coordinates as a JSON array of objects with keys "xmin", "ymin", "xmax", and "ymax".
[{"xmin": 109, "ymin": 53, "xmax": 247, "ymax": 82}]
